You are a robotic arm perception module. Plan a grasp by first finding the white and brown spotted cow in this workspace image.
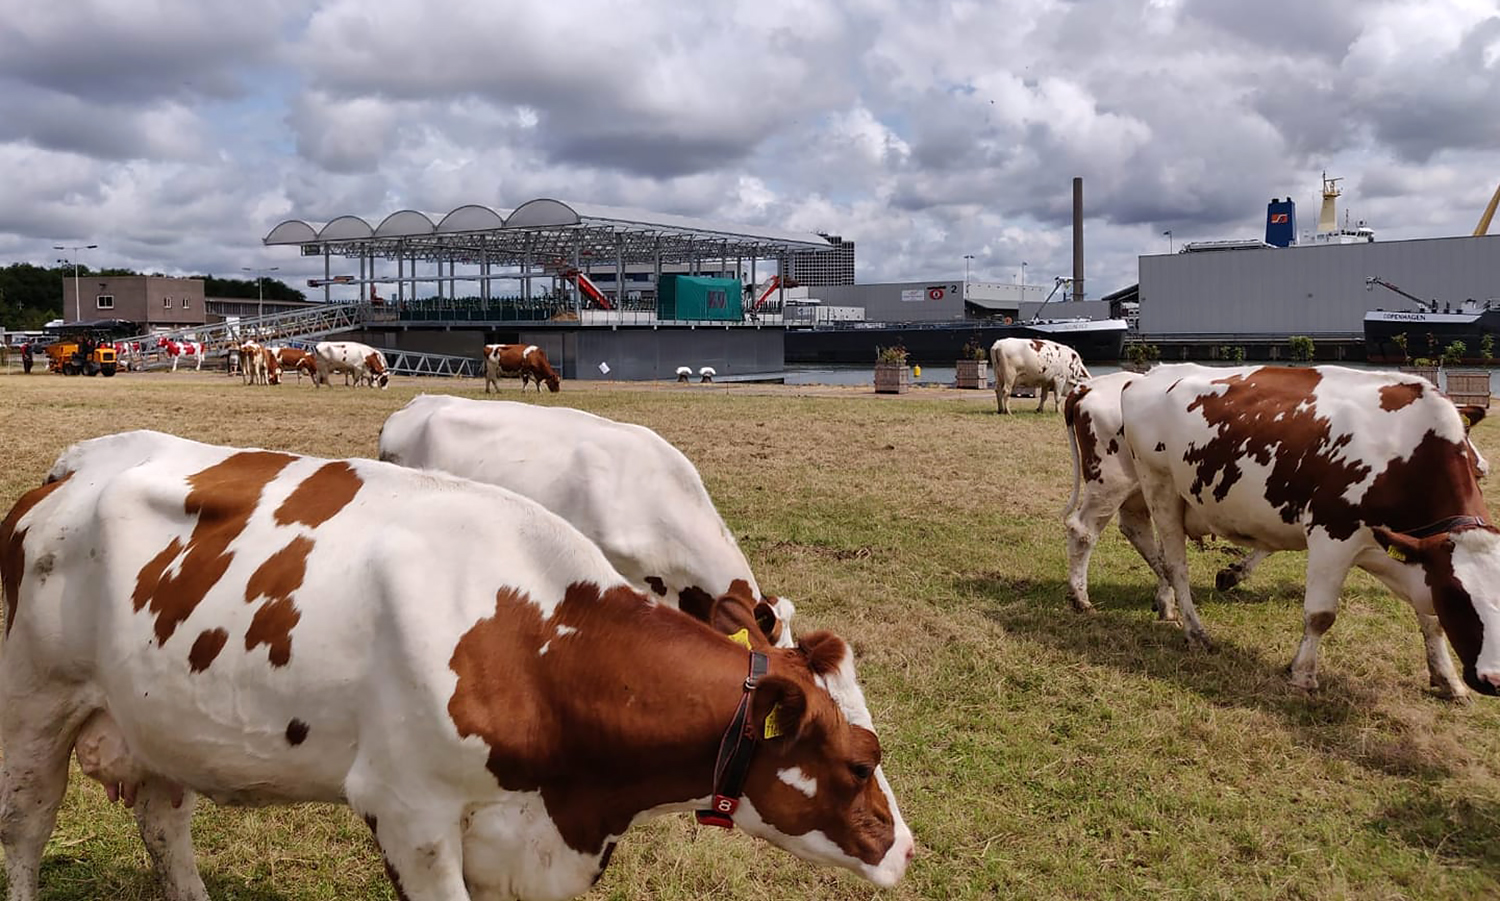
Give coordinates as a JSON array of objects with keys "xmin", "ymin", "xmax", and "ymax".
[
  {"xmin": 1063, "ymin": 372, "xmax": 1274, "ymax": 618},
  {"xmin": 484, "ymin": 343, "xmax": 560, "ymax": 393},
  {"xmin": 0, "ymin": 430, "xmax": 912, "ymax": 901},
  {"xmin": 379, "ymin": 394, "xmax": 796, "ymax": 647},
  {"xmin": 272, "ymin": 346, "xmax": 317, "ymax": 384},
  {"xmin": 990, "ymin": 337, "xmax": 1090, "ymax": 414},
  {"xmin": 238, "ymin": 342, "xmax": 281, "ymax": 386},
  {"xmin": 1120, "ymin": 363, "xmax": 1498, "ymax": 698},
  {"xmin": 313, "ymin": 340, "xmax": 389, "ymax": 389}
]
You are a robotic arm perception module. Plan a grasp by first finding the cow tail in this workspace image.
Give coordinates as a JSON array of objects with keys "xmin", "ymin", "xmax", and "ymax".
[{"xmin": 1062, "ymin": 392, "xmax": 1083, "ymax": 518}]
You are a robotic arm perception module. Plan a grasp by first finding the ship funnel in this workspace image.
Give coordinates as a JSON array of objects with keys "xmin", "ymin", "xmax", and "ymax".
[
  {"xmin": 1072, "ymin": 177, "xmax": 1084, "ymax": 303},
  {"xmin": 1265, "ymin": 197, "xmax": 1297, "ymax": 247}
]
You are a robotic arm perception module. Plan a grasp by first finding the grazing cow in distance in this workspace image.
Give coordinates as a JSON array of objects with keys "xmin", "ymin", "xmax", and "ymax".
[
  {"xmin": 313, "ymin": 340, "xmax": 389, "ymax": 389},
  {"xmin": 272, "ymin": 347, "xmax": 317, "ymax": 383},
  {"xmin": 156, "ymin": 338, "xmax": 204, "ymax": 372},
  {"xmin": 1063, "ymin": 372, "xmax": 1274, "ymax": 619},
  {"xmin": 1120, "ymin": 363, "xmax": 1497, "ymax": 698},
  {"xmin": 0, "ymin": 430, "xmax": 912, "ymax": 900},
  {"xmin": 484, "ymin": 343, "xmax": 560, "ymax": 393},
  {"xmin": 379, "ymin": 394, "xmax": 797, "ymax": 647},
  {"xmin": 990, "ymin": 337, "xmax": 1090, "ymax": 414},
  {"xmin": 239, "ymin": 342, "xmax": 266, "ymax": 385}
]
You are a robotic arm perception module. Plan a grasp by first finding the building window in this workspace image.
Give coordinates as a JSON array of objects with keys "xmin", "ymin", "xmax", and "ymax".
[
  {"xmin": 163, "ymin": 297, "xmax": 173, "ymax": 309},
  {"xmin": 181, "ymin": 296, "xmax": 190, "ymax": 309},
  {"xmin": 95, "ymin": 295, "xmax": 114, "ymax": 310}
]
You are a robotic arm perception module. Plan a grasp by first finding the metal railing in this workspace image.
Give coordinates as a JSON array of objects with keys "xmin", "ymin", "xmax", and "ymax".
[
  {"xmin": 379, "ymin": 348, "xmax": 482, "ymax": 379},
  {"xmin": 114, "ymin": 303, "xmax": 373, "ymax": 355}
]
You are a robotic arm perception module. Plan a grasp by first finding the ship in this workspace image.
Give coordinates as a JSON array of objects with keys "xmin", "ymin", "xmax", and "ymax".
[
  {"xmin": 784, "ymin": 316, "xmax": 1128, "ymax": 365},
  {"xmin": 1363, "ymin": 278, "xmax": 1500, "ymax": 364}
]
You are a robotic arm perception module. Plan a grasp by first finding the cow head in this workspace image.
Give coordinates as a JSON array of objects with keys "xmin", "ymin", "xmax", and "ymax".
[
  {"xmin": 364, "ymin": 352, "xmax": 391, "ymax": 389},
  {"xmin": 543, "ymin": 373, "xmax": 561, "ymax": 393},
  {"xmin": 1374, "ymin": 524, "xmax": 1500, "ymax": 695},
  {"xmin": 736, "ymin": 632, "xmax": 914, "ymax": 886},
  {"xmin": 692, "ymin": 582, "xmax": 796, "ymax": 649}
]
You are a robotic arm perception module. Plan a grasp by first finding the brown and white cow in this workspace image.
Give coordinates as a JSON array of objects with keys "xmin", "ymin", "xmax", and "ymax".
[
  {"xmin": 313, "ymin": 340, "xmax": 389, "ymax": 389},
  {"xmin": 1063, "ymin": 372, "xmax": 1275, "ymax": 618},
  {"xmin": 1119, "ymin": 363, "xmax": 1498, "ymax": 698},
  {"xmin": 379, "ymin": 394, "xmax": 796, "ymax": 647},
  {"xmin": 990, "ymin": 337, "xmax": 1090, "ymax": 414},
  {"xmin": 0, "ymin": 430, "xmax": 912, "ymax": 901},
  {"xmin": 272, "ymin": 346, "xmax": 317, "ymax": 383},
  {"xmin": 238, "ymin": 342, "xmax": 281, "ymax": 386},
  {"xmin": 485, "ymin": 343, "xmax": 560, "ymax": 393}
]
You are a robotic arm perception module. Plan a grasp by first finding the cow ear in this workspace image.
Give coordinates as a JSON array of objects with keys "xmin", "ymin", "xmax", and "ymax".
[
  {"xmin": 1458, "ymin": 405, "xmax": 1487, "ymax": 433},
  {"xmin": 797, "ymin": 630, "xmax": 850, "ymax": 678},
  {"xmin": 1371, "ymin": 526, "xmax": 1440, "ymax": 565},
  {"xmin": 751, "ymin": 675, "xmax": 809, "ymax": 744},
  {"xmin": 753, "ymin": 599, "xmax": 786, "ymax": 646},
  {"xmin": 708, "ymin": 593, "xmax": 772, "ymax": 650}
]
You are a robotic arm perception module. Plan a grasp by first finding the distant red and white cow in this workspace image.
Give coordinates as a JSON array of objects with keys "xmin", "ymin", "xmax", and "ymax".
[
  {"xmin": 1120, "ymin": 363, "xmax": 1498, "ymax": 698},
  {"xmin": 484, "ymin": 343, "xmax": 560, "ymax": 393},
  {"xmin": 379, "ymin": 394, "xmax": 796, "ymax": 646},
  {"xmin": 157, "ymin": 338, "xmax": 204, "ymax": 372},
  {"xmin": 0, "ymin": 430, "xmax": 912, "ymax": 900},
  {"xmin": 272, "ymin": 346, "xmax": 317, "ymax": 383},
  {"xmin": 313, "ymin": 340, "xmax": 389, "ymax": 389},
  {"xmin": 1063, "ymin": 372, "xmax": 1277, "ymax": 619},
  {"xmin": 989, "ymin": 337, "xmax": 1090, "ymax": 414}
]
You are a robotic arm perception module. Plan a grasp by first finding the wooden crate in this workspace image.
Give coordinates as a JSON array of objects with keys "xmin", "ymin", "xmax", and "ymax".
[
  {"xmin": 1444, "ymin": 369, "xmax": 1492, "ymax": 408},
  {"xmin": 955, "ymin": 359, "xmax": 988, "ymax": 389},
  {"xmin": 874, "ymin": 362, "xmax": 909, "ymax": 394}
]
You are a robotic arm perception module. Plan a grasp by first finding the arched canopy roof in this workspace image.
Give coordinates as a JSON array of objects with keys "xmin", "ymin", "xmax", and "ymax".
[{"xmin": 264, "ymin": 198, "xmax": 832, "ymax": 267}]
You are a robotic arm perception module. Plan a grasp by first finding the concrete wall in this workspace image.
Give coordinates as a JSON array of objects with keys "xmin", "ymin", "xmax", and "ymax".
[
  {"xmin": 345, "ymin": 324, "xmax": 783, "ymax": 381},
  {"xmin": 1139, "ymin": 234, "xmax": 1500, "ymax": 337}
]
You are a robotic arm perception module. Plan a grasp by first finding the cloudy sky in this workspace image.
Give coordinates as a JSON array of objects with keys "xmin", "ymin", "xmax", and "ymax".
[{"xmin": 2, "ymin": 0, "xmax": 1498, "ymax": 301}]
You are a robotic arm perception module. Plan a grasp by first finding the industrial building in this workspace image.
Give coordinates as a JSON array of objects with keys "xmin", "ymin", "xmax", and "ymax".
[{"xmin": 62, "ymin": 276, "xmax": 317, "ymax": 329}]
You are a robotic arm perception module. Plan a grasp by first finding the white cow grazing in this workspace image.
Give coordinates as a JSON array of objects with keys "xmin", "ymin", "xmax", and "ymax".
[
  {"xmin": 0, "ymin": 430, "xmax": 913, "ymax": 900},
  {"xmin": 314, "ymin": 340, "xmax": 389, "ymax": 389},
  {"xmin": 379, "ymin": 394, "xmax": 797, "ymax": 647},
  {"xmin": 1120, "ymin": 363, "xmax": 1498, "ymax": 698},
  {"xmin": 1063, "ymin": 372, "xmax": 1275, "ymax": 618},
  {"xmin": 990, "ymin": 337, "xmax": 1090, "ymax": 414}
]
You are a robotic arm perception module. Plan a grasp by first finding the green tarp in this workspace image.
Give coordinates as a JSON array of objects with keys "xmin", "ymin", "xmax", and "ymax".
[{"xmin": 658, "ymin": 276, "xmax": 743, "ymax": 321}]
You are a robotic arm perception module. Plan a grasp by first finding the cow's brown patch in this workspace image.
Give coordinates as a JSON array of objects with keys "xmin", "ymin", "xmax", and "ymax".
[
  {"xmin": 645, "ymin": 576, "xmax": 668, "ymax": 596},
  {"xmin": 133, "ymin": 452, "xmax": 297, "ymax": 645},
  {"xmin": 364, "ymin": 352, "xmax": 386, "ymax": 375},
  {"xmin": 285, "ymin": 719, "xmax": 309, "ymax": 746},
  {"xmin": 1065, "ymin": 389, "xmax": 1103, "ymax": 485},
  {"xmin": 1030, "ymin": 339, "xmax": 1045, "ymax": 352},
  {"xmin": 1380, "ymin": 382, "xmax": 1423, "ymax": 411},
  {"xmin": 447, "ymin": 582, "xmax": 897, "ymax": 866},
  {"xmin": 244, "ymin": 536, "xmax": 313, "ymax": 667},
  {"xmin": 1182, "ymin": 368, "xmax": 1374, "ymax": 535},
  {"xmin": 1155, "ymin": 441, "xmax": 1165, "ymax": 452},
  {"xmin": 1358, "ymin": 430, "xmax": 1490, "ymax": 536},
  {"xmin": 0, "ymin": 474, "xmax": 72, "ymax": 637},
  {"xmin": 188, "ymin": 628, "xmax": 229, "ymax": 672},
  {"xmin": 678, "ymin": 585, "xmax": 715, "ymax": 622},
  {"xmin": 274, "ymin": 462, "xmax": 364, "ymax": 529}
]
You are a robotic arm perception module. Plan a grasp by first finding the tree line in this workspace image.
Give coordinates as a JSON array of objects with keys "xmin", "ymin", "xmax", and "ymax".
[{"xmin": 0, "ymin": 263, "xmax": 306, "ymax": 330}]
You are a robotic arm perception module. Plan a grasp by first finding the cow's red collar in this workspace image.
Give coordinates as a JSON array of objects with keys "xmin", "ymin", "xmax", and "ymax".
[
  {"xmin": 695, "ymin": 651, "xmax": 769, "ymax": 829},
  {"xmin": 1406, "ymin": 515, "xmax": 1489, "ymax": 539}
]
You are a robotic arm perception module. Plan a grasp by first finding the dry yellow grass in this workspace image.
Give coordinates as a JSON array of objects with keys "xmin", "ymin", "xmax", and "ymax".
[{"xmin": 2, "ymin": 369, "xmax": 1500, "ymax": 900}]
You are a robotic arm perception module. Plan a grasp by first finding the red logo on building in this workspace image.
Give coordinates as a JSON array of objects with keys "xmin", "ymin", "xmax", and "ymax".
[
  {"xmin": 928, "ymin": 287, "xmax": 945, "ymax": 300},
  {"xmin": 1270, "ymin": 213, "xmax": 1288, "ymax": 224}
]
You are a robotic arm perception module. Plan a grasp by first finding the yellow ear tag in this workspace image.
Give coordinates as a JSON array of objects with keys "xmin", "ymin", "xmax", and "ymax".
[
  {"xmin": 763, "ymin": 703, "xmax": 786, "ymax": 739},
  {"xmin": 1463, "ymin": 413, "xmax": 1473, "ymax": 429},
  {"xmin": 1387, "ymin": 545, "xmax": 1407, "ymax": 562},
  {"xmin": 726, "ymin": 628, "xmax": 752, "ymax": 649}
]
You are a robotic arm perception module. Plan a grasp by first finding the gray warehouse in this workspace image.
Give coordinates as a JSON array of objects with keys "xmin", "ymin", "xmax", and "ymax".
[{"xmin": 1138, "ymin": 234, "xmax": 1500, "ymax": 348}]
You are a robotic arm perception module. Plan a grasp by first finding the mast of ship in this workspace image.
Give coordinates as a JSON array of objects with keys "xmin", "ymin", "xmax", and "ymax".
[{"xmin": 1317, "ymin": 171, "xmax": 1342, "ymax": 234}]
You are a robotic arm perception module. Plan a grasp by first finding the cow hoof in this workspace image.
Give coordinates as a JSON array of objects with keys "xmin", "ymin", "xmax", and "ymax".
[
  {"xmin": 1431, "ymin": 677, "xmax": 1471, "ymax": 703},
  {"xmin": 1288, "ymin": 671, "xmax": 1319, "ymax": 691},
  {"xmin": 1070, "ymin": 599, "xmax": 1095, "ymax": 614},
  {"xmin": 1185, "ymin": 630, "xmax": 1213, "ymax": 652},
  {"xmin": 1215, "ymin": 569, "xmax": 1241, "ymax": 591}
]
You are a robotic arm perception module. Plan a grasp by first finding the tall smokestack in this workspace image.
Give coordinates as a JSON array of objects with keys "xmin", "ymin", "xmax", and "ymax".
[{"xmin": 1072, "ymin": 177, "xmax": 1084, "ymax": 303}]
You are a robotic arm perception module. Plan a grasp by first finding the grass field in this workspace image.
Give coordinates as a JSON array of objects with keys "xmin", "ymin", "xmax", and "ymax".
[{"xmin": 2, "ymin": 371, "xmax": 1500, "ymax": 900}]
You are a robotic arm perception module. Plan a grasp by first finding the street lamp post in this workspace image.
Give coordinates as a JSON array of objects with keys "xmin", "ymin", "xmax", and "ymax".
[
  {"xmin": 1020, "ymin": 261, "xmax": 1028, "ymax": 295},
  {"xmin": 53, "ymin": 243, "xmax": 98, "ymax": 323},
  {"xmin": 241, "ymin": 266, "xmax": 280, "ymax": 323},
  {"xmin": 1163, "ymin": 230, "xmax": 1173, "ymax": 253},
  {"xmin": 963, "ymin": 254, "xmax": 975, "ymax": 290}
]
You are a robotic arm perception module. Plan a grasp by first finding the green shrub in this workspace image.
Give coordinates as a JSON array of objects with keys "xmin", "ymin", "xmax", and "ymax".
[{"xmin": 1288, "ymin": 335, "xmax": 1314, "ymax": 363}]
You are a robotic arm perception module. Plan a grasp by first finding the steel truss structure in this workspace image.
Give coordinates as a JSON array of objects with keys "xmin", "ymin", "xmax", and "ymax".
[{"xmin": 264, "ymin": 198, "xmax": 832, "ymax": 309}]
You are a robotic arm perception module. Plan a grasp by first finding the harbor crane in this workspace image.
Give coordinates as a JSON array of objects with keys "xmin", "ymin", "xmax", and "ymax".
[
  {"xmin": 1476, "ymin": 181, "xmax": 1500, "ymax": 236},
  {"xmin": 1365, "ymin": 276, "xmax": 1438, "ymax": 313}
]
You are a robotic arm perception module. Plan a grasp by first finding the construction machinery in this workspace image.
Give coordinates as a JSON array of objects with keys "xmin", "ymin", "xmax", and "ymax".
[
  {"xmin": 45, "ymin": 330, "xmax": 116, "ymax": 376},
  {"xmin": 1476, "ymin": 181, "xmax": 1500, "ymax": 236}
]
